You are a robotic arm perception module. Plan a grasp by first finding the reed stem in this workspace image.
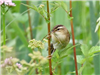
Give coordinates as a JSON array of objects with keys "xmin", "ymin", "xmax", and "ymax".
[
  {"xmin": 26, "ymin": 0, "xmax": 33, "ymax": 39},
  {"xmin": 47, "ymin": 1, "xmax": 53, "ymax": 75},
  {"xmin": 69, "ymin": 0, "xmax": 78, "ymax": 75}
]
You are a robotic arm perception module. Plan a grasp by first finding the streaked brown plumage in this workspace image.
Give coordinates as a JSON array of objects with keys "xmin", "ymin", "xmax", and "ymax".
[{"xmin": 50, "ymin": 25, "xmax": 70, "ymax": 54}]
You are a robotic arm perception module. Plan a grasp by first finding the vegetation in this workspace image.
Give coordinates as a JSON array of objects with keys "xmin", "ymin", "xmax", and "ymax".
[{"xmin": 1, "ymin": 0, "xmax": 100, "ymax": 75}]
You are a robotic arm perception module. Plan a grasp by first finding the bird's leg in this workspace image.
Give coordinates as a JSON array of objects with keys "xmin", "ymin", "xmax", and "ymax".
[
  {"xmin": 47, "ymin": 34, "xmax": 51, "ymax": 40},
  {"xmin": 47, "ymin": 55, "xmax": 52, "ymax": 59}
]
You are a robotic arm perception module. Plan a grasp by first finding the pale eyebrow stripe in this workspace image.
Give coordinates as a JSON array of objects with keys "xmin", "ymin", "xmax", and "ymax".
[{"xmin": 57, "ymin": 26, "xmax": 63, "ymax": 29}]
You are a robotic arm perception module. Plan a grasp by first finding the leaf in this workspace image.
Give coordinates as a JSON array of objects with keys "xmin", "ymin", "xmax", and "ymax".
[
  {"xmin": 45, "ymin": 18, "xmax": 50, "ymax": 23},
  {"xmin": 22, "ymin": 3, "xmax": 49, "ymax": 23},
  {"xmin": 51, "ymin": 3, "xmax": 60, "ymax": 13},
  {"xmin": 6, "ymin": 11, "xmax": 32, "ymax": 52},
  {"xmin": 54, "ymin": 50, "xmax": 60, "ymax": 59},
  {"xmin": 13, "ymin": 13, "xmax": 28, "ymax": 24},
  {"xmin": 54, "ymin": 1, "xmax": 68, "ymax": 12},
  {"xmin": 67, "ymin": 14, "xmax": 73, "ymax": 20},
  {"xmin": 60, "ymin": 44, "xmax": 80, "ymax": 55},
  {"xmin": 38, "ymin": 7, "xmax": 47, "ymax": 19},
  {"xmin": 80, "ymin": 44, "xmax": 89, "ymax": 56},
  {"xmin": 59, "ymin": 54, "xmax": 69, "ymax": 59},
  {"xmin": 88, "ymin": 46, "xmax": 100, "ymax": 55},
  {"xmin": 61, "ymin": 1, "xmax": 67, "ymax": 11},
  {"xmin": 82, "ymin": 62, "xmax": 94, "ymax": 74},
  {"xmin": 76, "ymin": 55, "xmax": 86, "ymax": 64},
  {"xmin": 21, "ymin": 3, "xmax": 38, "ymax": 12},
  {"xmin": 38, "ymin": 7, "xmax": 44, "ymax": 15},
  {"xmin": 77, "ymin": 54, "xmax": 97, "ymax": 64},
  {"xmin": 78, "ymin": 64, "xmax": 86, "ymax": 74},
  {"xmin": 59, "ymin": 44, "xmax": 80, "ymax": 59}
]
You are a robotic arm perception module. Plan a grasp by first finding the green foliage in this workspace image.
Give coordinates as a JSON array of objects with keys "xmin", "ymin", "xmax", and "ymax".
[
  {"xmin": 21, "ymin": 3, "xmax": 49, "ymax": 23},
  {"xmin": 89, "ymin": 1, "xmax": 100, "ymax": 75},
  {"xmin": 88, "ymin": 46, "xmax": 100, "ymax": 55},
  {"xmin": 77, "ymin": 45, "xmax": 100, "ymax": 74},
  {"xmin": 77, "ymin": 45, "xmax": 100, "ymax": 64},
  {"xmin": 59, "ymin": 44, "xmax": 80, "ymax": 59},
  {"xmin": 55, "ymin": 1, "xmax": 67, "ymax": 11},
  {"xmin": 50, "ymin": 2, "xmax": 60, "ymax": 13},
  {"xmin": 13, "ymin": 13, "xmax": 28, "ymax": 24},
  {"xmin": 1, "ymin": 1, "xmax": 100, "ymax": 75}
]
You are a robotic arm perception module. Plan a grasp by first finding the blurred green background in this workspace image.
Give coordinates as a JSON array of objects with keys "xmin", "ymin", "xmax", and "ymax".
[{"xmin": 1, "ymin": 0, "xmax": 100, "ymax": 75}]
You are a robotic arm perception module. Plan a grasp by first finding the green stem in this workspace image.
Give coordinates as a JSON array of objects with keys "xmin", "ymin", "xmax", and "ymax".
[
  {"xmin": 3, "ymin": 8, "xmax": 6, "ymax": 59},
  {"xmin": 3, "ymin": 7, "xmax": 6, "ymax": 45},
  {"xmin": 58, "ymin": 65, "xmax": 61, "ymax": 75},
  {"xmin": 28, "ymin": 68, "xmax": 35, "ymax": 75},
  {"xmin": 26, "ymin": 0, "xmax": 33, "ymax": 39}
]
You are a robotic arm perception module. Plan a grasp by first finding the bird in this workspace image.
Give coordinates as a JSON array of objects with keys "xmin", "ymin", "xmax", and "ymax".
[{"xmin": 50, "ymin": 25, "xmax": 70, "ymax": 54}]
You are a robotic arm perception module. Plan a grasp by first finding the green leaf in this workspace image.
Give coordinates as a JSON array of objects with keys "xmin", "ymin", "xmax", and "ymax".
[
  {"xmin": 21, "ymin": 3, "xmax": 49, "ymax": 23},
  {"xmin": 45, "ymin": 18, "xmax": 50, "ymax": 23},
  {"xmin": 78, "ymin": 63, "xmax": 86, "ymax": 74},
  {"xmin": 13, "ymin": 13, "xmax": 28, "ymax": 24},
  {"xmin": 51, "ymin": 3, "xmax": 60, "ymax": 13},
  {"xmin": 76, "ymin": 55, "xmax": 86, "ymax": 64},
  {"xmin": 21, "ymin": 3, "xmax": 38, "ymax": 12},
  {"xmin": 55, "ymin": 1, "xmax": 67, "ymax": 11},
  {"xmin": 82, "ymin": 62, "xmax": 94, "ymax": 74},
  {"xmin": 38, "ymin": 7, "xmax": 44, "ymax": 15},
  {"xmin": 61, "ymin": 1, "xmax": 67, "ymax": 11},
  {"xmin": 69, "ymin": 17, "xmax": 74, "ymax": 20},
  {"xmin": 55, "ymin": 50, "xmax": 60, "ymax": 59},
  {"xmin": 88, "ymin": 46, "xmax": 100, "ymax": 56},
  {"xmin": 59, "ymin": 44, "xmax": 80, "ymax": 59},
  {"xmin": 6, "ymin": 11, "xmax": 32, "ymax": 52},
  {"xmin": 77, "ymin": 54, "xmax": 96, "ymax": 64},
  {"xmin": 80, "ymin": 44, "xmax": 89, "ymax": 56},
  {"xmin": 38, "ymin": 7, "xmax": 47, "ymax": 19}
]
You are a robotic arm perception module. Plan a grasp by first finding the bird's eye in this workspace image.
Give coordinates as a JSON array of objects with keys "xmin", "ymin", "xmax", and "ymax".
[{"xmin": 57, "ymin": 28, "xmax": 60, "ymax": 31}]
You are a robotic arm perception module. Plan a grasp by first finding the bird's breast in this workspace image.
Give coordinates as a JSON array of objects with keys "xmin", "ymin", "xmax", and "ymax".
[{"xmin": 51, "ymin": 33, "xmax": 68, "ymax": 50}]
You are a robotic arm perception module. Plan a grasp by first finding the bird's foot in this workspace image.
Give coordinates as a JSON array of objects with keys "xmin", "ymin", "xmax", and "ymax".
[{"xmin": 47, "ymin": 55, "xmax": 52, "ymax": 59}]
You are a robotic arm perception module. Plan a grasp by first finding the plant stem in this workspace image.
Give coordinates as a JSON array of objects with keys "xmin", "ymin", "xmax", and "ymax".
[
  {"xmin": 11, "ymin": 60, "xmax": 20, "ymax": 75},
  {"xmin": 23, "ymin": 24, "xmax": 28, "ymax": 41},
  {"xmin": 3, "ymin": 7, "xmax": 6, "ymax": 45},
  {"xmin": 69, "ymin": 0, "xmax": 78, "ymax": 75},
  {"xmin": 47, "ymin": 1, "xmax": 53, "ymax": 75},
  {"xmin": 2, "ymin": 7, "xmax": 6, "ymax": 59},
  {"xmin": 58, "ymin": 65, "xmax": 61, "ymax": 75},
  {"xmin": 26, "ymin": 0, "xmax": 33, "ymax": 39}
]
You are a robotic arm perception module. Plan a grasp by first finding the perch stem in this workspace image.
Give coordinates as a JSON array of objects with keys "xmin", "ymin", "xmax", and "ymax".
[
  {"xmin": 47, "ymin": 1, "xmax": 53, "ymax": 75},
  {"xmin": 70, "ymin": 0, "xmax": 78, "ymax": 75}
]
